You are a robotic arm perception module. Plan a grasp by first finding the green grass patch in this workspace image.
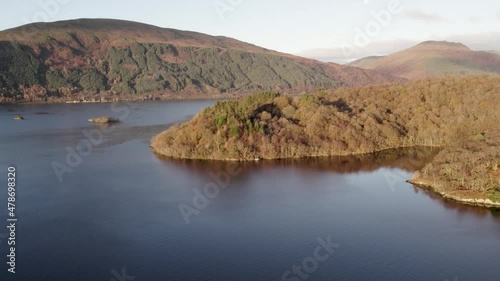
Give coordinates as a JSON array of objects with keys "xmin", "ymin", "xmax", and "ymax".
[
  {"xmin": 472, "ymin": 133, "xmax": 486, "ymax": 142},
  {"xmin": 489, "ymin": 192, "xmax": 500, "ymax": 203}
]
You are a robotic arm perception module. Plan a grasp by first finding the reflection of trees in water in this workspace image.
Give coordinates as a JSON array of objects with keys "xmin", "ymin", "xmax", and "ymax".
[
  {"xmin": 157, "ymin": 147, "xmax": 440, "ymax": 188},
  {"xmin": 158, "ymin": 146, "xmax": 500, "ymax": 219},
  {"xmin": 269, "ymin": 147, "xmax": 440, "ymax": 174},
  {"xmin": 157, "ymin": 146, "xmax": 440, "ymax": 175}
]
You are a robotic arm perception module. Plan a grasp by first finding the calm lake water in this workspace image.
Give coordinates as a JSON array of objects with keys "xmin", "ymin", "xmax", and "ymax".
[{"xmin": 0, "ymin": 101, "xmax": 499, "ymax": 281}]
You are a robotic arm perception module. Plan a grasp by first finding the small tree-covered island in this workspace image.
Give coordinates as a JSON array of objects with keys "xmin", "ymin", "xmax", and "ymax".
[{"xmin": 152, "ymin": 76, "xmax": 500, "ymax": 207}]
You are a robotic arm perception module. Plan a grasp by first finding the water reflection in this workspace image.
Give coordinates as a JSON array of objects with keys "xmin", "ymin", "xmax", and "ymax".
[
  {"xmin": 157, "ymin": 146, "xmax": 438, "ymax": 175},
  {"xmin": 158, "ymin": 147, "xmax": 500, "ymax": 219}
]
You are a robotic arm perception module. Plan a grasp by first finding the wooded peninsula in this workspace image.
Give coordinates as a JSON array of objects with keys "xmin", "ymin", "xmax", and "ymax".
[{"xmin": 152, "ymin": 76, "xmax": 500, "ymax": 207}]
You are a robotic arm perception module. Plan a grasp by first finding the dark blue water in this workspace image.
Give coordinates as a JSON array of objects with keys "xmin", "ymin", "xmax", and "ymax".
[{"xmin": 0, "ymin": 101, "xmax": 499, "ymax": 281}]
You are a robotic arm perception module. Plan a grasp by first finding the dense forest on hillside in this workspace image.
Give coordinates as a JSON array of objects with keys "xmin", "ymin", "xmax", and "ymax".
[
  {"xmin": 0, "ymin": 19, "xmax": 402, "ymax": 103},
  {"xmin": 152, "ymin": 76, "xmax": 500, "ymax": 204},
  {"xmin": 0, "ymin": 42, "xmax": 341, "ymax": 101}
]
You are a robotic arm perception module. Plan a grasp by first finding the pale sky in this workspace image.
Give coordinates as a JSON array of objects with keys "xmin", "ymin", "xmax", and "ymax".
[{"xmin": 1, "ymin": 0, "xmax": 499, "ymax": 63}]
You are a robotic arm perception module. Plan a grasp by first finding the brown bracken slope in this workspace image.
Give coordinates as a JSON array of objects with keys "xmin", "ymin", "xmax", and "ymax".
[{"xmin": 348, "ymin": 41, "xmax": 500, "ymax": 80}]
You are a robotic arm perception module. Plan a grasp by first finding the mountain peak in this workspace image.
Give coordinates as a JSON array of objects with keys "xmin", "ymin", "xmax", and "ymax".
[
  {"xmin": 412, "ymin": 41, "xmax": 471, "ymax": 51},
  {"xmin": 348, "ymin": 40, "xmax": 500, "ymax": 80}
]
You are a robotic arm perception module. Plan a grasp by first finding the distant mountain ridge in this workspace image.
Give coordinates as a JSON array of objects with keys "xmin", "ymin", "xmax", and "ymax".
[
  {"xmin": 348, "ymin": 41, "xmax": 500, "ymax": 80},
  {"xmin": 0, "ymin": 19, "xmax": 402, "ymax": 103}
]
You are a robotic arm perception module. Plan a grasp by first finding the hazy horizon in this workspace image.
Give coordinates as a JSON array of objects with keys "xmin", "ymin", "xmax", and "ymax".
[{"xmin": 1, "ymin": 0, "xmax": 499, "ymax": 63}]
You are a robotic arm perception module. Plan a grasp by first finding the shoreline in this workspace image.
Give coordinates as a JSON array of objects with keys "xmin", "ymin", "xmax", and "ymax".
[
  {"xmin": 151, "ymin": 143, "xmax": 445, "ymax": 161},
  {"xmin": 0, "ymin": 94, "xmax": 236, "ymax": 106},
  {"xmin": 0, "ymin": 91, "xmax": 307, "ymax": 106},
  {"xmin": 408, "ymin": 178, "xmax": 500, "ymax": 208}
]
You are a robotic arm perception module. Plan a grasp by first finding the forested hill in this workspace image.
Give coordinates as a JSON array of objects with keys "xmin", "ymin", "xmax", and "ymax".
[{"xmin": 0, "ymin": 19, "xmax": 403, "ymax": 103}]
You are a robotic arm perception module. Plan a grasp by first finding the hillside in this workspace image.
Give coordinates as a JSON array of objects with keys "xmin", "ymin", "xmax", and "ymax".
[
  {"xmin": 348, "ymin": 41, "xmax": 500, "ymax": 80},
  {"xmin": 151, "ymin": 76, "xmax": 500, "ymax": 206},
  {"xmin": 0, "ymin": 19, "xmax": 402, "ymax": 103}
]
